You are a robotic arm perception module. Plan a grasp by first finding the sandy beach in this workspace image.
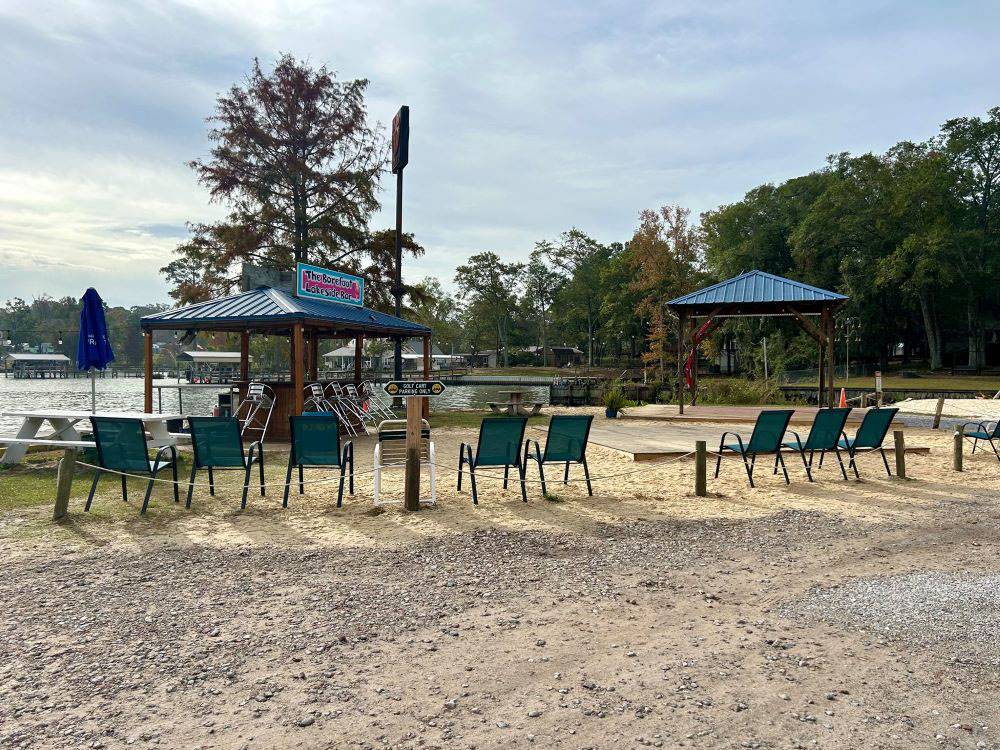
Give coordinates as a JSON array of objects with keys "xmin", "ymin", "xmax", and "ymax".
[{"xmin": 1, "ymin": 419, "xmax": 999, "ymax": 749}]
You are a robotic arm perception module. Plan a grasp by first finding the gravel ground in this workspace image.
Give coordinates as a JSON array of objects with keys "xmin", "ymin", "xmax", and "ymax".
[
  {"xmin": 788, "ymin": 571, "xmax": 1000, "ymax": 666},
  {"xmin": 4, "ymin": 425, "xmax": 1000, "ymax": 749}
]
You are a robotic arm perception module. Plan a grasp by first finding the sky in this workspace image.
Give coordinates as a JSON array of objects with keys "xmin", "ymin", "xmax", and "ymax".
[{"xmin": 1, "ymin": 0, "xmax": 999, "ymax": 308}]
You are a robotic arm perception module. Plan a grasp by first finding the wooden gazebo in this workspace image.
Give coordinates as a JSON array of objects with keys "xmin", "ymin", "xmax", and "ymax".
[
  {"xmin": 140, "ymin": 286, "xmax": 431, "ymax": 439},
  {"xmin": 666, "ymin": 270, "xmax": 848, "ymax": 411}
]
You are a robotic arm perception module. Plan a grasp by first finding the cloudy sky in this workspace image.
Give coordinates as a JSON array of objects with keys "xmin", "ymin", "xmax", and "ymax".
[{"xmin": 1, "ymin": 0, "xmax": 998, "ymax": 307}]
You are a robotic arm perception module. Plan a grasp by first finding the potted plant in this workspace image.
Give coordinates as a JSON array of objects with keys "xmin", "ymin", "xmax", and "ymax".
[{"xmin": 603, "ymin": 385, "xmax": 628, "ymax": 418}]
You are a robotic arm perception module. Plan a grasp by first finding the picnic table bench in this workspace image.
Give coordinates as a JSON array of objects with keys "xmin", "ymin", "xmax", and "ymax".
[
  {"xmin": 0, "ymin": 410, "xmax": 186, "ymax": 520},
  {"xmin": 488, "ymin": 390, "xmax": 543, "ymax": 417}
]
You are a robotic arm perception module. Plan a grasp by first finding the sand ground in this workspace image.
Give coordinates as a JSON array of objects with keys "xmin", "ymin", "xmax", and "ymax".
[{"xmin": 1, "ymin": 419, "xmax": 999, "ymax": 749}]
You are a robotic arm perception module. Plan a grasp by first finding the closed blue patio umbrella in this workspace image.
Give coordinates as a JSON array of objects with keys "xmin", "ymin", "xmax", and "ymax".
[{"xmin": 77, "ymin": 288, "xmax": 115, "ymax": 413}]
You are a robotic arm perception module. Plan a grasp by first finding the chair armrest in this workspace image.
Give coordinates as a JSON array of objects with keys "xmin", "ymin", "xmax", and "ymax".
[
  {"xmin": 784, "ymin": 430, "xmax": 803, "ymax": 448},
  {"xmin": 718, "ymin": 431, "xmax": 746, "ymax": 452},
  {"xmin": 959, "ymin": 421, "xmax": 989, "ymax": 434}
]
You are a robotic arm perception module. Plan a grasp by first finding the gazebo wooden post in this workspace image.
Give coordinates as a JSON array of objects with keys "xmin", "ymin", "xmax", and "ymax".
[
  {"xmin": 422, "ymin": 335, "xmax": 431, "ymax": 418},
  {"xmin": 826, "ymin": 307, "xmax": 836, "ymax": 407},
  {"xmin": 817, "ymin": 321, "xmax": 826, "ymax": 408},
  {"xmin": 308, "ymin": 332, "xmax": 319, "ymax": 381},
  {"xmin": 354, "ymin": 335, "xmax": 363, "ymax": 385},
  {"xmin": 143, "ymin": 331, "xmax": 153, "ymax": 413},
  {"xmin": 676, "ymin": 310, "xmax": 686, "ymax": 414},
  {"xmin": 239, "ymin": 332, "xmax": 249, "ymax": 381},
  {"xmin": 688, "ymin": 316, "xmax": 699, "ymax": 406},
  {"xmin": 291, "ymin": 323, "xmax": 304, "ymax": 416}
]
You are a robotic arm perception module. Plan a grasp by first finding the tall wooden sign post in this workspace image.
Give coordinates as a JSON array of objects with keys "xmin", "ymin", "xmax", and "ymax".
[{"xmin": 384, "ymin": 380, "xmax": 445, "ymax": 511}]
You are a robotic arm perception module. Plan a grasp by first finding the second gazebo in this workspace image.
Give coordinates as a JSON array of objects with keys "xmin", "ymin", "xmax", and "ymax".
[{"xmin": 667, "ymin": 270, "xmax": 848, "ymax": 410}]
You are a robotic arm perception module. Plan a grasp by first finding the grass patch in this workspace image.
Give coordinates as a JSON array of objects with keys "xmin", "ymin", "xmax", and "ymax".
[{"xmin": 428, "ymin": 410, "xmax": 550, "ymax": 429}]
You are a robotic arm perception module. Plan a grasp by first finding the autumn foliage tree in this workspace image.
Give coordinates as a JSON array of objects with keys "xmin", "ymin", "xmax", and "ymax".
[{"xmin": 163, "ymin": 55, "xmax": 422, "ymax": 304}]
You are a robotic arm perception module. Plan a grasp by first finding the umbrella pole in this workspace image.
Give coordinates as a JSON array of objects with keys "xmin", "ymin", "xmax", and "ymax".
[{"xmin": 90, "ymin": 368, "xmax": 96, "ymax": 413}]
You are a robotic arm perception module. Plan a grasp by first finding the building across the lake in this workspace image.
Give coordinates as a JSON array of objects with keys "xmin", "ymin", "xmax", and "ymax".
[
  {"xmin": 3, "ymin": 352, "xmax": 72, "ymax": 378},
  {"xmin": 177, "ymin": 351, "xmax": 243, "ymax": 383}
]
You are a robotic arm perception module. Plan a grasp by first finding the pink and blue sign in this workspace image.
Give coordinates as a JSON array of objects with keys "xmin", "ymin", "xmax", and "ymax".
[{"xmin": 295, "ymin": 262, "xmax": 364, "ymax": 307}]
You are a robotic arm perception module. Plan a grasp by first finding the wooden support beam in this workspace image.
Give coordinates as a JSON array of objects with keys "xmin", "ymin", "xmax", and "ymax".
[
  {"xmin": 676, "ymin": 310, "xmax": 686, "ymax": 415},
  {"xmin": 826, "ymin": 308, "xmax": 836, "ymax": 407},
  {"xmin": 308, "ymin": 332, "xmax": 319, "ymax": 381},
  {"xmin": 688, "ymin": 317, "xmax": 699, "ymax": 407},
  {"xmin": 291, "ymin": 323, "xmax": 304, "ymax": 416},
  {"xmin": 789, "ymin": 309, "xmax": 823, "ymax": 344},
  {"xmin": 354, "ymin": 336, "xmax": 364, "ymax": 385},
  {"xmin": 143, "ymin": 332, "xmax": 153, "ymax": 413},
  {"xmin": 240, "ymin": 332, "xmax": 249, "ymax": 382}
]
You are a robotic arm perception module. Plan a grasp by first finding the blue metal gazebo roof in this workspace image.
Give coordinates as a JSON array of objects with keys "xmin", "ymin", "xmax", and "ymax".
[
  {"xmin": 141, "ymin": 286, "xmax": 431, "ymax": 337},
  {"xmin": 667, "ymin": 270, "xmax": 846, "ymax": 314}
]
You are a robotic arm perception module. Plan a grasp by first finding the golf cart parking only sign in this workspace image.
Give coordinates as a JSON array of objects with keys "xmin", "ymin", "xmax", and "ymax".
[{"xmin": 384, "ymin": 380, "xmax": 446, "ymax": 397}]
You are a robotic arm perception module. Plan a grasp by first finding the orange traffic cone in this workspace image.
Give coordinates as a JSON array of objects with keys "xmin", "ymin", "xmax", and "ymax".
[{"xmin": 838, "ymin": 388, "xmax": 847, "ymax": 408}]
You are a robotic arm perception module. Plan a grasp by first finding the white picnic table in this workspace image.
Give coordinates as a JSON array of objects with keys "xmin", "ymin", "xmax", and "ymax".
[{"xmin": 0, "ymin": 410, "xmax": 185, "ymax": 466}]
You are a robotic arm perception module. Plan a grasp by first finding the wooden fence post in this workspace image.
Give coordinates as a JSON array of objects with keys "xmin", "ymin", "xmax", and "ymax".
[
  {"xmin": 953, "ymin": 425, "xmax": 964, "ymax": 472},
  {"xmin": 404, "ymin": 396, "xmax": 422, "ymax": 511},
  {"xmin": 695, "ymin": 440, "xmax": 707, "ymax": 497},
  {"xmin": 893, "ymin": 430, "xmax": 906, "ymax": 479},
  {"xmin": 932, "ymin": 397, "xmax": 945, "ymax": 429},
  {"xmin": 54, "ymin": 448, "xmax": 77, "ymax": 520}
]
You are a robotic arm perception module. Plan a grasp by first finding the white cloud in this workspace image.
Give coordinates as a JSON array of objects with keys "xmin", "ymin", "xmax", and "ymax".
[{"xmin": 0, "ymin": 0, "xmax": 998, "ymax": 305}]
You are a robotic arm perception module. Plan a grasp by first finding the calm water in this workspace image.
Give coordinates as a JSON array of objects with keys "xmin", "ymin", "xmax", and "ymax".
[{"xmin": 0, "ymin": 377, "xmax": 550, "ymax": 432}]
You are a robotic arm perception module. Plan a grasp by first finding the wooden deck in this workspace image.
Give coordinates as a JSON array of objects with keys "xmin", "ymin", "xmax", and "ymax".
[
  {"xmin": 620, "ymin": 404, "xmax": 874, "ymax": 425},
  {"xmin": 540, "ymin": 415, "xmax": 928, "ymax": 462}
]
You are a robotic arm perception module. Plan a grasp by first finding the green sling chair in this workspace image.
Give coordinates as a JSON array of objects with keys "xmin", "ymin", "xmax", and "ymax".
[
  {"xmin": 186, "ymin": 416, "xmax": 265, "ymax": 510},
  {"xmin": 959, "ymin": 419, "xmax": 1000, "ymax": 461},
  {"xmin": 523, "ymin": 414, "xmax": 594, "ymax": 496},
  {"xmin": 458, "ymin": 416, "xmax": 529, "ymax": 504},
  {"xmin": 838, "ymin": 407, "xmax": 899, "ymax": 478},
  {"xmin": 714, "ymin": 409, "xmax": 795, "ymax": 487},
  {"xmin": 781, "ymin": 407, "xmax": 853, "ymax": 481},
  {"xmin": 284, "ymin": 413, "xmax": 354, "ymax": 508},
  {"xmin": 87, "ymin": 417, "xmax": 178, "ymax": 515}
]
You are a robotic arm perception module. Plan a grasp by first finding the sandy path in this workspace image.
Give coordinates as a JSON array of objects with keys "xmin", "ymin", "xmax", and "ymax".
[{"xmin": 1, "ymin": 424, "xmax": 999, "ymax": 749}]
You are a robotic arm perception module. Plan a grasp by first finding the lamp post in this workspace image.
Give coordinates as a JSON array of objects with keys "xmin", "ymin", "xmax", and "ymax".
[{"xmin": 391, "ymin": 105, "xmax": 410, "ymax": 385}]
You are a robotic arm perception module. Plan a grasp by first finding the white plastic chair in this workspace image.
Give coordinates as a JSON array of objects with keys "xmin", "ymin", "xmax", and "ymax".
[{"xmin": 373, "ymin": 419, "xmax": 436, "ymax": 506}]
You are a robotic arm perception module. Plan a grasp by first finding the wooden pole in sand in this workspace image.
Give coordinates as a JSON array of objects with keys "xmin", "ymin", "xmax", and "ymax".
[
  {"xmin": 695, "ymin": 440, "xmax": 707, "ymax": 497},
  {"xmin": 932, "ymin": 396, "xmax": 945, "ymax": 429},
  {"xmin": 893, "ymin": 430, "xmax": 906, "ymax": 479},
  {"xmin": 404, "ymin": 396, "xmax": 422, "ymax": 511},
  {"xmin": 53, "ymin": 448, "xmax": 77, "ymax": 520},
  {"xmin": 953, "ymin": 425, "xmax": 964, "ymax": 472}
]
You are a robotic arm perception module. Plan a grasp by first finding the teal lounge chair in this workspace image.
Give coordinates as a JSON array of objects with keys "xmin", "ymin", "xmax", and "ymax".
[
  {"xmin": 959, "ymin": 420, "xmax": 1000, "ymax": 461},
  {"xmin": 715, "ymin": 409, "xmax": 795, "ymax": 487},
  {"xmin": 458, "ymin": 416, "xmax": 529, "ymax": 504},
  {"xmin": 838, "ymin": 407, "xmax": 899, "ymax": 478},
  {"xmin": 186, "ymin": 416, "xmax": 264, "ymax": 509},
  {"xmin": 523, "ymin": 414, "xmax": 594, "ymax": 496},
  {"xmin": 284, "ymin": 413, "xmax": 354, "ymax": 507},
  {"xmin": 781, "ymin": 407, "xmax": 853, "ymax": 481},
  {"xmin": 86, "ymin": 417, "xmax": 179, "ymax": 515}
]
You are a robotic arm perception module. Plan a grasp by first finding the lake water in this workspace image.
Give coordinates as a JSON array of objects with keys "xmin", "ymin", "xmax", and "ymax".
[{"xmin": 0, "ymin": 377, "xmax": 550, "ymax": 432}]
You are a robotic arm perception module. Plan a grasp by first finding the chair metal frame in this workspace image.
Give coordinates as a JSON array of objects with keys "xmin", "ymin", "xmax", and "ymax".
[
  {"xmin": 457, "ymin": 416, "xmax": 529, "ymax": 504},
  {"xmin": 960, "ymin": 419, "xmax": 1000, "ymax": 461},
  {"xmin": 781, "ymin": 407, "xmax": 853, "ymax": 481},
  {"xmin": 714, "ymin": 409, "xmax": 795, "ymax": 488},
  {"xmin": 235, "ymin": 381, "xmax": 275, "ymax": 443},
  {"xmin": 283, "ymin": 414, "xmax": 354, "ymax": 508},
  {"xmin": 373, "ymin": 418, "xmax": 436, "ymax": 506},
  {"xmin": 186, "ymin": 416, "xmax": 265, "ymax": 510},
  {"xmin": 838, "ymin": 407, "xmax": 899, "ymax": 478},
  {"xmin": 86, "ymin": 416, "xmax": 179, "ymax": 515},
  {"xmin": 523, "ymin": 414, "xmax": 594, "ymax": 497}
]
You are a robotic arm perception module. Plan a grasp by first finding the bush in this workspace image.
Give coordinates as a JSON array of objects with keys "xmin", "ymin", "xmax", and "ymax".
[
  {"xmin": 697, "ymin": 378, "xmax": 784, "ymax": 405},
  {"xmin": 602, "ymin": 385, "xmax": 636, "ymax": 414}
]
